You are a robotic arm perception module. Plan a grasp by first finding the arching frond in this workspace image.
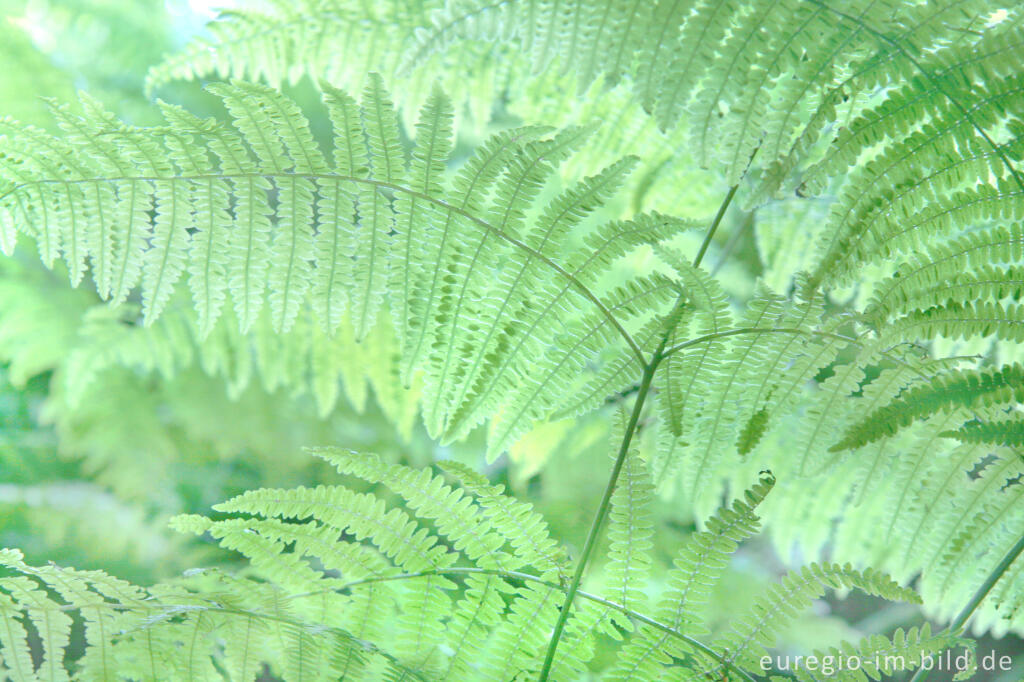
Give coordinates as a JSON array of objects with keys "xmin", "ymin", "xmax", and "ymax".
[{"xmin": 0, "ymin": 81, "xmax": 687, "ymax": 454}]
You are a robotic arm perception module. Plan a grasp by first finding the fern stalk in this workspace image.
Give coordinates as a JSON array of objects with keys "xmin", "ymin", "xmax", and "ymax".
[
  {"xmin": 908, "ymin": 532, "xmax": 1024, "ymax": 682},
  {"xmin": 692, "ymin": 184, "xmax": 739, "ymax": 268},
  {"xmin": 537, "ymin": 183, "xmax": 740, "ymax": 680},
  {"xmin": 537, "ymin": 359, "xmax": 660, "ymax": 680}
]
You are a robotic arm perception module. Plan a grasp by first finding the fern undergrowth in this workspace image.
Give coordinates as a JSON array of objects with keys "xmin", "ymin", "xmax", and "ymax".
[{"xmin": 0, "ymin": 0, "xmax": 1023, "ymax": 679}]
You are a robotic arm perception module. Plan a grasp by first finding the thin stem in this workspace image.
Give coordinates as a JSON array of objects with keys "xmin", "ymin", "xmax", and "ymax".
[
  {"xmin": 538, "ymin": 183, "xmax": 741, "ymax": 680},
  {"xmin": 663, "ymin": 326, "xmax": 859, "ymax": 358},
  {"xmin": 711, "ymin": 211, "xmax": 752, "ymax": 276},
  {"xmin": 693, "ymin": 183, "xmax": 739, "ymax": 269},
  {"xmin": 908, "ymin": 532, "xmax": 1024, "ymax": 682},
  {"xmin": 537, "ymin": 360, "xmax": 660, "ymax": 680},
  {"xmin": 662, "ymin": 325, "xmax": 956, "ymax": 390}
]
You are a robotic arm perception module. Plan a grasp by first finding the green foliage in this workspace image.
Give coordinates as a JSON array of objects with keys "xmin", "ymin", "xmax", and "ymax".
[
  {"xmin": 0, "ymin": 0, "xmax": 1023, "ymax": 679},
  {"xmin": 1, "ymin": 459, "xmax": 946, "ymax": 680},
  {"xmin": 832, "ymin": 365, "xmax": 1024, "ymax": 452}
]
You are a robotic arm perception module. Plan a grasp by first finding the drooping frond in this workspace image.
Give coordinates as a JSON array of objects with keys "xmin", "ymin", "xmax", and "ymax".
[
  {"xmin": 312, "ymin": 448, "xmax": 541, "ymax": 574},
  {"xmin": 705, "ymin": 563, "xmax": 924, "ymax": 678},
  {"xmin": 0, "ymin": 81, "xmax": 688, "ymax": 454},
  {"xmin": 145, "ymin": 1, "xmax": 443, "ymax": 98},
  {"xmin": 805, "ymin": 16, "xmax": 1024, "ymax": 289},
  {"xmin": 437, "ymin": 460, "xmax": 570, "ymax": 578},
  {"xmin": 0, "ymin": 443, "xmax": 952, "ymax": 681},
  {"xmin": 412, "ymin": 0, "xmax": 1014, "ymax": 188}
]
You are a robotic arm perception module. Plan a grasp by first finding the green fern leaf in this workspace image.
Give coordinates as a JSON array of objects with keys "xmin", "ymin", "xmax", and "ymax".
[
  {"xmin": 609, "ymin": 473, "xmax": 773, "ymax": 680},
  {"xmin": 941, "ymin": 415, "xmax": 1024, "ymax": 448},
  {"xmin": 832, "ymin": 364, "xmax": 1024, "ymax": 452}
]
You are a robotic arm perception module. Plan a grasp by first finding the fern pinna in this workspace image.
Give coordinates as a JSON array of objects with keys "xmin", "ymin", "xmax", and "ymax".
[
  {"xmin": 1, "ymin": 0, "xmax": 1023, "ymax": 679},
  {"xmin": 0, "ymin": 451, "xmax": 961, "ymax": 680}
]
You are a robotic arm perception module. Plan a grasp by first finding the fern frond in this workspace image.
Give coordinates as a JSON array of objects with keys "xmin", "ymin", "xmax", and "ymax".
[
  {"xmin": 311, "ymin": 448, "xmax": 513, "ymax": 570},
  {"xmin": 806, "ymin": 17, "xmax": 1024, "ymax": 287},
  {"xmin": 941, "ymin": 415, "xmax": 1024, "ymax": 448},
  {"xmin": 176, "ymin": 489, "xmax": 464, "ymax": 676},
  {"xmin": 707, "ymin": 562, "xmax": 922, "ymax": 677},
  {"xmin": 604, "ymin": 409, "xmax": 655, "ymax": 621},
  {"xmin": 1, "ymin": 548, "xmax": 419, "ymax": 681},
  {"xmin": 212, "ymin": 485, "xmax": 456, "ymax": 573},
  {"xmin": 675, "ymin": 284, "xmax": 838, "ymax": 508},
  {"xmin": 832, "ymin": 364, "xmax": 1024, "ymax": 452},
  {"xmin": 608, "ymin": 473, "xmax": 773, "ymax": 681},
  {"xmin": 653, "ymin": 245, "xmax": 733, "ymax": 443},
  {"xmin": 145, "ymin": 1, "xmax": 439, "ymax": 96},
  {"xmin": 923, "ymin": 460, "xmax": 1024, "ymax": 620},
  {"xmin": 878, "ymin": 301, "xmax": 1024, "ymax": 346},
  {"xmin": 798, "ymin": 624, "xmax": 963, "ymax": 681},
  {"xmin": 438, "ymin": 460, "xmax": 569, "ymax": 578},
  {"xmin": 1, "ymin": 80, "xmax": 690, "ymax": 454},
  {"xmin": 865, "ymin": 262, "xmax": 1024, "ymax": 328},
  {"xmin": 413, "ymin": 0, "xmax": 1013, "ymax": 193},
  {"xmin": 171, "ymin": 452, "xmax": 570, "ymax": 679}
]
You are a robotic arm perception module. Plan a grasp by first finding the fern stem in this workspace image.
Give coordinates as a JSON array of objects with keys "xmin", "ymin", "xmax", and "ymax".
[
  {"xmin": 663, "ymin": 326, "xmax": 858, "ymax": 358},
  {"xmin": 693, "ymin": 183, "xmax": 739, "ymax": 269},
  {"xmin": 538, "ymin": 183, "xmax": 742, "ymax": 679},
  {"xmin": 711, "ymin": 211, "xmax": 753, "ymax": 276},
  {"xmin": 537, "ymin": 359, "xmax": 660, "ymax": 680},
  {"xmin": 662, "ymin": 326, "xmax": 950, "ymax": 392},
  {"xmin": 908, "ymin": 532, "xmax": 1024, "ymax": 682}
]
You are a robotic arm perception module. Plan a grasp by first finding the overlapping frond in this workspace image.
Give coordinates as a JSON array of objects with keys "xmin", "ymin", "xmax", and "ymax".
[
  {"xmin": 806, "ymin": 16, "xmax": 1024, "ymax": 289},
  {"xmin": 413, "ymin": 0, "xmax": 1011, "ymax": 189},
  {"xmin": 170, "ymin": 451, "xmax": 569, "ymax": 680},
  {"xmin": 942, "ymin": 415, "xmax": 1024, "ymax": 448},
  {"xmin": 0, "ymin": 80, "xmax": 688, "ymax": 454},
  {"xmin": 3, "ymin": 0, "xmax": 1024, "ymax": 674},
  {"xmin": 0, "ymin": 441, "xmax": 974, "ymax": 680},
  {"xmin": 145, "ymin": 1, "xmax": 443, "ymax": 99}
]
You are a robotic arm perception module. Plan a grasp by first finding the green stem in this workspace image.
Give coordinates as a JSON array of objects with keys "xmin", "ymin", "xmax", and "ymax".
[
  {"xmin": 537, "ymin": 359, "xmax": 660, "ymax": 680},
  {"xmin": 908, "ymin": 532, "xmax": 1024, "ymax": 682},
  {"xmin": 693, "ymin": 183, "xmax": 739, "ymax": 269},
  {"xmin": 537, "ymin": 183, "xmax": 740, "ymax": 680}
]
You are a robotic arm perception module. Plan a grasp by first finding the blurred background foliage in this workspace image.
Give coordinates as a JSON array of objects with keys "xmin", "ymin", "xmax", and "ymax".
[{"xmin": 0, "ymin": 1, "xmax": 1020, "ymax": 679}]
